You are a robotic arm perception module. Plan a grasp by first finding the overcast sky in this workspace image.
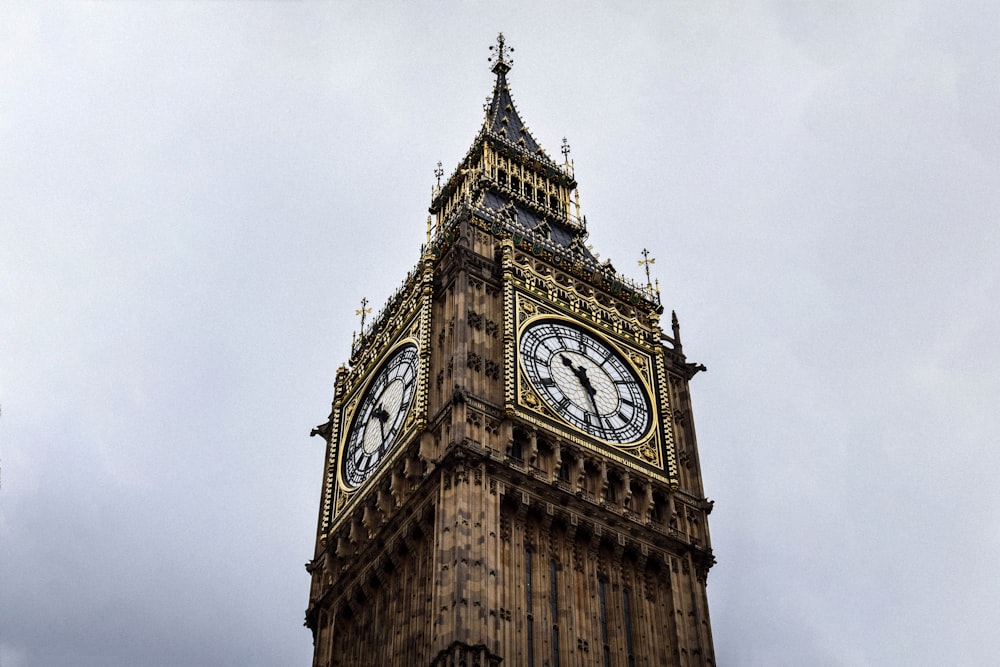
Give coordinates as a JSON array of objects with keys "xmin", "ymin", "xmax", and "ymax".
[{"xmin": 2, "ymin": 3, "xmax": 998, "ymax": 666}]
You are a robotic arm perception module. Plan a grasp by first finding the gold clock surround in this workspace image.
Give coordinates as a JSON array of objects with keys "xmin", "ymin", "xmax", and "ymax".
[{"xmin": 503, "ymin": 260, "xmax": 679, "ymax": 482}]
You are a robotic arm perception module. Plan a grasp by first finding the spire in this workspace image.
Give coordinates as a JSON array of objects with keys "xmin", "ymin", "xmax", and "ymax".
[
  {"xmin": 425, "ymin": 35, "xmax": 660, "ymax": 313},
  {"xmin": 430, "ymin": 34, "xmax": 583, "ymax": 252},
  {"xmin": 483, "ymin": 33, "xmax": 545, "ymax": 158}
]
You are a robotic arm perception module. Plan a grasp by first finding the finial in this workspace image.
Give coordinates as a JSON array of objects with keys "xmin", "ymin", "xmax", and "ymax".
[
  {"xmin": 638, "ymin": 248, "xmax": 656, "ymax": 295},
  {"xmin": 434, "ymin": 161, "xmax": 443, "ymax": 188},
  {"xmin": 355, "ymin": 297, "xmax": 372, "ymax": 335},
  {"xmin": 561, "ymin": 137, "xmax": 571, "ymax": 162},
  {"xmin": 488, "ymin": 32, "xmax": 513, "ymax": 74}
]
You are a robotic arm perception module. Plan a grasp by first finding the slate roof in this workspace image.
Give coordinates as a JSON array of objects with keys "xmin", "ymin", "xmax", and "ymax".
[
  {"xmin": 420, "ymin": 38, "xmax": 660, "ymax": 312},
  {"xmin": 483, "ymin": 68, "xmax": 547, "ymax": 158},
  {"xmin": 478, "ymin": 190, "xmax": 587, "ymax": 255}
]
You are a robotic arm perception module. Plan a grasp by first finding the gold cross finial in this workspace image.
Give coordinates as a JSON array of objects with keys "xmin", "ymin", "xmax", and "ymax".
[
  {"xmin": 561, "ymin": 137, "xmax": 575, "ymax": 178},
  {"xmin": 638, "ymin": 248, "xmax": 656, "ymax": 294},
  {"xmin": 355, "ymin": 297, "xmax": 372, "ymax": 333}
]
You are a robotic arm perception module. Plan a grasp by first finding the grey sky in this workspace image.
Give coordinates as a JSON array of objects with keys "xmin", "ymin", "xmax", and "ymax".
[{"xmin": 2, "ymin": 3, "xmax": 998, "ymax": 666}]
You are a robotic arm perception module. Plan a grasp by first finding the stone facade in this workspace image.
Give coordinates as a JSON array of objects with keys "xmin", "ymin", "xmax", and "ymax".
[{"xmin": 306, "ymin": 35, "xmax": 716, "ymax": 667}]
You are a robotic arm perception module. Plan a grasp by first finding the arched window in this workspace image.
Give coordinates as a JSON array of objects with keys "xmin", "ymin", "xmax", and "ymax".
[
  {"xmin": 623, "ymin": 587, "xmax": 636, "ymax": 667},
  {"xmin": 598, "ymin": 578, "xmax": 611, "ymax": 667},
  {"xmin": 550, "ymin": 559, "xmax": 560, "ymax": 667},
  {"xmin": 525, "ymin": 548, "xmax": 534, "ymax": 667}
]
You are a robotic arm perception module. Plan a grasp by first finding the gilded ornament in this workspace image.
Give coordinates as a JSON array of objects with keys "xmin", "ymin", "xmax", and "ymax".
[
  {"xmin": 521, "ymin": 382, "xmax": 540, "ymax": 408},
  {"xmin": 628, "ymin": 352, "xmax": 646, "ymax": 371}
]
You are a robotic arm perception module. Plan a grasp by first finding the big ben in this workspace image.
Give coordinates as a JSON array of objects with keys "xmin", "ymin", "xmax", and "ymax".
[{"xmin": 306, "ymin": 34, "xmax": 717, "ymax": 666}]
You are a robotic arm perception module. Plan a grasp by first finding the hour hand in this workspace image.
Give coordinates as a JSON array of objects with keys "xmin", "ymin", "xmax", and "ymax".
[
  {"xmin": 561, "ymin": 355, "xmax": 594, "ymax": 392},
  {"xmin": 373, "ymin": 404, "xmax": 390, "ymax": 423},
  {"xmin": 373, "ymin": 403, "xmax": 390, "ymax": 441}
]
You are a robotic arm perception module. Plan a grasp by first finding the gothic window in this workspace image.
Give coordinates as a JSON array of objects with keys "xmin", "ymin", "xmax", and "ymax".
[
  {"xmin": 598, "ymin": 578, "xmax": 611, "ymax": 667},
  {"xmin": 536, "ymin": 438, "xmax": 554, "ymax": 474},
  {"xmin": 623, "ymin": 587, "xmax": 636, "ymax": 667},
  {"xmin": 557, "ymin": 454, "xmax": 572, "ymax": 483},
  {"xmin": 510, "ymin": 439, "xmax": 523, "ymax": 462},
  {"xmin": 510, "ymin": 428, "xmax": 528, "ymax": 462},
  {"xmin": 606, "ymin": 475, "xmax": 619, "ymax": 504},
  {"xmin": 652, "ymin": 491, "xmax": 666, "ymax": 524},
  {"xmin": 550, "ymin": 559, "xmax": 560, "ymax": 667},
  {"xmin": 525, "ymin": 548, "xmax": 535, "ymax": 667},
  {"xmin": 630, "ymin": 480, "xmax": 646, "ymax": 515}
]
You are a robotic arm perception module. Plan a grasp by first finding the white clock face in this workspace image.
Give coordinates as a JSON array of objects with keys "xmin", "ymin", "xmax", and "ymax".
[
  {"xmin": 341, "ymin": 343, "xmax": 419, "ymax": 490},
  {"xmin": 520, "ymin": 320, "xmax": 652, "ymax": 444}
]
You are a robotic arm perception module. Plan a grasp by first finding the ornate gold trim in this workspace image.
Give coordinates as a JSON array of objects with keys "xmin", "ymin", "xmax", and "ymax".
[
  {"xmin": 507, "ymin": 285, "xmax": 675, "ymax": 477},
  {"xmin": 328, "ymin": 306, "xmax": 426, "ymax": 529}
]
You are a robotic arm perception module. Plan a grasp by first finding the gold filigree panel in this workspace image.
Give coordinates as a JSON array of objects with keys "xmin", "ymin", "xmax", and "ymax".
[{"xmin": 506, "ymin": 286, "xmax": 676, "ymax": 481}]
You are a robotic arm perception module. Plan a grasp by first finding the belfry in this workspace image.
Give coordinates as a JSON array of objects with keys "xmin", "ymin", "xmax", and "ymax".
[{"xmin": 306, "ymin": 34, "xmax": 717, "ymax": 666}]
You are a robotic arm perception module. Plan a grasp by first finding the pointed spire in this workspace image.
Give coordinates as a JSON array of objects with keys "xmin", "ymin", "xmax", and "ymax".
[{"xmin": 482, "ymin": 33, "xmax": 545, "ymax": 157}]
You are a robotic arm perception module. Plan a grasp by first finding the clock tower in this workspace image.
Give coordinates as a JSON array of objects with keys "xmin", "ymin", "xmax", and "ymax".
[{"xmin": 306, "ymin": 35, "xmax": 717, "ymax": 666}]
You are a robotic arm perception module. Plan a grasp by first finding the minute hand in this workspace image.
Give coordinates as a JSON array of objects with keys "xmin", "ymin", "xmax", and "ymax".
[{"xmin": 561, "ymin": 355, "xmax": 600, "ymax": 414}]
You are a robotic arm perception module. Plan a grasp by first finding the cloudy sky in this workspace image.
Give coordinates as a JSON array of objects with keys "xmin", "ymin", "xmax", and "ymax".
[{"xmin": 2, "ymin": 2, "xmax": 998, "ymax": 666}]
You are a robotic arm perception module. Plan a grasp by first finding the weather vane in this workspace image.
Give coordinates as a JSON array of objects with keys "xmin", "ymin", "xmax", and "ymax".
[
  {"xmin": 488, "ymin": 32, "xmax": 514, "ymax": 71},
  {"xmin": 434, "ymin": 161, "xmax": 444, "ymax": 188},
  {"xmin": 638, "ymin": 248, "xmax": 656, "ymax": 294}
]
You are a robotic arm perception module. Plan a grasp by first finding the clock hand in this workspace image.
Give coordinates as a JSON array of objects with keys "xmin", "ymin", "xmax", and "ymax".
[
  {"xmin": 580, "ymin": 373, "xmax": 600, "ymax": 415},
  {"xmin": 373, "ymin": 403, "xmax": 390, "ymax": 443},
  {"xmin": 561, "ymin": 355, "xmax": 601, "ymax": 414}
]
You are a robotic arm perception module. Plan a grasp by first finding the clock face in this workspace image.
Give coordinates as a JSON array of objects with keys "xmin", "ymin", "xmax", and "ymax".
[
  {"xmin": 341, "ymin": 343, "xmax": 419, "ymax": 490},
  {"xmin": 519, "ymin": 320, "xmax": 652, "ymax": 444}
]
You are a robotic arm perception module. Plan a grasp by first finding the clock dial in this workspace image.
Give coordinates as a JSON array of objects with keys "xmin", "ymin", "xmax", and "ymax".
[
  {"xmin": 519, "ymin": 320, "xmax": 651, "ymax": 444},
  {"xmin": 341, "ymin": 343, "xmax": 419, "ymax": 490}
]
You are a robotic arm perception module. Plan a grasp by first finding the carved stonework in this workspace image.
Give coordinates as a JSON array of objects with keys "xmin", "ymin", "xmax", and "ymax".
[{"xmin": 307, "ymin": 36, "xmax": 715, "ymax": 667}]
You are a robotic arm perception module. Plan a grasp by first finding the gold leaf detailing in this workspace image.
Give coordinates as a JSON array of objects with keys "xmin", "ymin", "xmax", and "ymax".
[
  {"xmin": 628, "ymin": 352, "xmax": 647, "ymax": 371},
  {"xmin": 522, "ymin": 385, "xmax": 540, "ymax": 409}
]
